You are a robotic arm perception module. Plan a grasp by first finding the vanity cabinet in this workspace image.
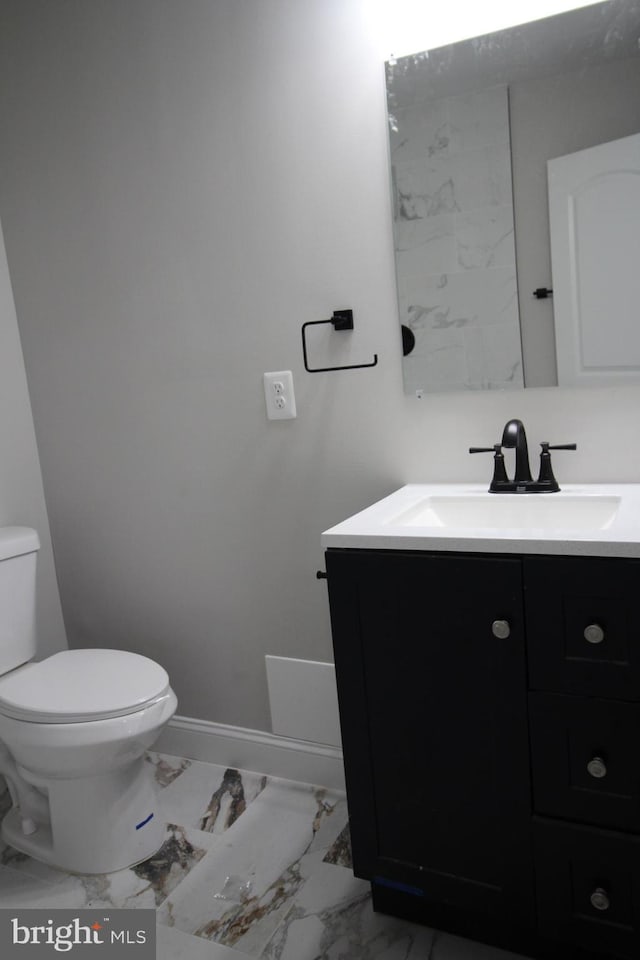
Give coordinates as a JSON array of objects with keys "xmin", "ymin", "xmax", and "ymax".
[{"xmin": 325, "ymin": 548, "xmax": 640, "ymax": 960}]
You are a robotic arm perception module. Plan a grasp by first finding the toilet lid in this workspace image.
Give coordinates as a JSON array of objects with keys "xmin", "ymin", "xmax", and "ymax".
[{"xmin": 0, "ymin": 649, "xmax": 171, "ymax": 723}]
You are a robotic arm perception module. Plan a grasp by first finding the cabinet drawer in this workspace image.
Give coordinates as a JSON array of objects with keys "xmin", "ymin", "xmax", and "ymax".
[
  {"xmin": 525, "ymin": 556, "xmax": 640, "ymax": 700},
  {"xmin": 529, "ymin": 692, "xmax": 640, "ymax": 833},
  {"xmin": 533, "ymin": 818, "xmax": 640, "ymax": 959}
]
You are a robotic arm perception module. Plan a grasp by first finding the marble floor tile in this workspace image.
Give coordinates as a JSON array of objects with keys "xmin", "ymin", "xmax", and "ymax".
[
  {"xmin": 104, "ymin": 823, "xmax": 217, "ymax": 908},
  {"xmin": 157, "ymin": 923, "xmax": 253, "ymax": 960},
  {"xmin": 322, "ymin": 821, "xmax": 352, "ymax": 869},
  {"xmin": 261, "ymin": 861, "xmax": 436, "ymax": 960},
  {"xmin": 159, "ymin": 759, "xmax": 267, "ymax": 835},
  {"xmin": 147, "ymin": 752, "xmax": 193, "ymax": 787},
  {"xmin": 158, "ymin": 779, "xmax": 348, "ymax": 957},
  {"xmin": 0, "ymin": 863, "xmax": 91, "ymax": 909}
]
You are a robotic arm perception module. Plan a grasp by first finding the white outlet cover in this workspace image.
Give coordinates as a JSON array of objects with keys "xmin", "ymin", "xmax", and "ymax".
[{"xmin": 264, "ymin": 370, "xmax": 297, "ymax": 420}]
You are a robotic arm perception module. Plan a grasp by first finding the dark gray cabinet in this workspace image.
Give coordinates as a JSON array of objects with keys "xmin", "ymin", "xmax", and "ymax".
[{"xmin": 325, "ymin": 548, "xmax": 640, "ymax": 960}]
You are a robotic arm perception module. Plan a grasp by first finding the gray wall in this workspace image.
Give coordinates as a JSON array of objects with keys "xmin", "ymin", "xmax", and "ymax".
[
  {"xmin": 1, "ymin": 0, "xmax": 639, "ymax": 731},
  {"xmin": 0, "ymin": 219, "xmax": 67, "ymax": 658}
]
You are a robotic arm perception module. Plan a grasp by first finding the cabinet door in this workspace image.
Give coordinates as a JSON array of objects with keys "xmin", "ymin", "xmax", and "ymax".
[
  {"xmin": 525, "ymin": 557, "xmax": 640, "ymax": 700},
  {"xmin": 326, "ymin": 549, "xmax": 533, "ymax": 927}
]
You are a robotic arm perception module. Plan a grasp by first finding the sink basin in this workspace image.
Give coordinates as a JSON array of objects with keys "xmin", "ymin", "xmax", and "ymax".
[
  {"xmin": 391, "ymin": 494, "xmax": 620, "ymax": 531},
  {"xmin": 321, "ymin": 484, "xmax": 640, "ymax": 557}
]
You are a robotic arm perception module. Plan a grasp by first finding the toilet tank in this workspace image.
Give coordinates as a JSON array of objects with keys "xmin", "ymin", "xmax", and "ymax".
[{"xmin": 0, "ymin": 527, "xmax": 40, "ymax": 676}]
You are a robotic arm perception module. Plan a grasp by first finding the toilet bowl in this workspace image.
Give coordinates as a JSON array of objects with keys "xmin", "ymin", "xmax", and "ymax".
[{"xmin": 0, "ymin": 528, "xmax": 178, "ymax": 874}]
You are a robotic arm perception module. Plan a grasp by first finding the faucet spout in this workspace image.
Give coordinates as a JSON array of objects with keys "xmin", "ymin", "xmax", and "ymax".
[{"xmin": 501, "ymin": 419, "xmax": 533, "ymax": 484}]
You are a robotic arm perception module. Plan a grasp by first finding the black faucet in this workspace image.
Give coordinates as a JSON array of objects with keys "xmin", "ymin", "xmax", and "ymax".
[{"xmin": 470, "ymin": 419, "xmax": 576, "ymax": 493}]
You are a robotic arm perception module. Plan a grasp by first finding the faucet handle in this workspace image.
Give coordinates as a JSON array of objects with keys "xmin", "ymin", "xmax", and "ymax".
[
  {"xmin": 537, "ymin": 442, "xmax": 577, "ymax": 491},
  {"xmin": 469, "ymin": 444, "xmax": 509, "ymax": 491}
]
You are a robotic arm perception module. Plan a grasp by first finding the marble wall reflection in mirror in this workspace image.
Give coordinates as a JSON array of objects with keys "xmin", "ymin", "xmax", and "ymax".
[{"xmin": 387, "ymin": 0, "xmax": 640, "ymax": 394}]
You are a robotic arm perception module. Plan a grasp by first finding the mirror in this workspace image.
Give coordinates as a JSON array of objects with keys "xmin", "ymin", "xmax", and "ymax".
[{"xmin": 386, "ymin": 0, "xmax": 640, "ymax": 394}]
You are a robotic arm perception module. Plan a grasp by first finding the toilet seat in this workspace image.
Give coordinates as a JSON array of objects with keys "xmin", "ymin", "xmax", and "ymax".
[{"xmin": 0, "ymin": 649, "xmax": 170, "ymax": 723}]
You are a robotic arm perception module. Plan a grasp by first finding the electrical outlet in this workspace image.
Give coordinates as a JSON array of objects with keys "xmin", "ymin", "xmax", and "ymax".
[{"xmin": 264, "ymin": 370, "xmax": 297, "ymax": 420}]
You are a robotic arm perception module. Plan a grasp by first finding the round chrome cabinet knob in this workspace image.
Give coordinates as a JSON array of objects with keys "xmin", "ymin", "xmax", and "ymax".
[
  {"xmin": 491, "ymin": 620, "xmax": 511, "ymax": 639},
  {"xmin": 587, "ymin": 757, "xmax": 607, "ymax": 779},
  {"xmin": 584, "ymin": 623, "xmax": 605, "ymax": 645},
  {"xmin": 590, "ymin": 887, "xmax": 610, "ymax": 912}
]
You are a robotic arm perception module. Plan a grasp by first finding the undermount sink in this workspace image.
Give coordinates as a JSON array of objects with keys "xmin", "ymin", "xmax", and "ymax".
[{"xmin": 391, "ymin": 494, "xmax": 620, "ymax": 531}]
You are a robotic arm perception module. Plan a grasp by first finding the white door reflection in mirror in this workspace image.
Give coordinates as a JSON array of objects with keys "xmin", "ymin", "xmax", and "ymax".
[{"xmin": 548, "ymin": 132, "xmax": 640, "ymax": 387}]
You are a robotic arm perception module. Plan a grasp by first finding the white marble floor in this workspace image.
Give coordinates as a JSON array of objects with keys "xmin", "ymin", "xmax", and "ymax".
[{"xmin": 0, "ymin": 754, "xmax": 527, "ymax": 960}]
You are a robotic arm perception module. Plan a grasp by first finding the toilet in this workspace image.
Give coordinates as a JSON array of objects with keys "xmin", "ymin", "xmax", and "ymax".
[{"xmin": 0, "ymin": 526, "xmax": 177, "ymax": 874}]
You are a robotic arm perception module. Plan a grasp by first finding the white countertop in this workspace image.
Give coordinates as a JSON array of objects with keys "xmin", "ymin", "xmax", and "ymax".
[{"xmin": 321, "ymin": 484, "xmax": 640, "ymax": 558}]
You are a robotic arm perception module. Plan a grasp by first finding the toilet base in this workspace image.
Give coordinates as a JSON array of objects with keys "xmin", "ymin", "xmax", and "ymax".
[{"xmin": 1, "ymin": 759, "xmax": 166, "ymax": 874}]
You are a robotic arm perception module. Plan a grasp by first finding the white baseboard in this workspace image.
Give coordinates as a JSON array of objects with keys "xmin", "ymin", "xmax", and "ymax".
[{"xmin": 155, "ymin": 715, "xmax": 345, "ymax": 792}]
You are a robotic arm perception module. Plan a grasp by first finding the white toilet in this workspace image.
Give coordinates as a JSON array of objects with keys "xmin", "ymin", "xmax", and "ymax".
[{"xmin": 0, "ymin": 526, "xmax": 177, "ymax": 874}]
